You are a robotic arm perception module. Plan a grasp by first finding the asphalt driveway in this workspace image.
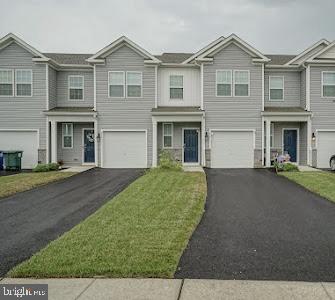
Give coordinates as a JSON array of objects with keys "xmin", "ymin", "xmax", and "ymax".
[
  {"xmin": 176, "ymin": 169, "xmax": 335, "ymax": 282},
  {"xmin": 0, "ymin": 168, "xmax": 143, "ymax": 276}
]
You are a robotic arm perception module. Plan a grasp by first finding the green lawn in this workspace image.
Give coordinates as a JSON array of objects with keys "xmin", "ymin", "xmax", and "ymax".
[
  {"xmin": 280, "ymin": 171, "xmax": 335, "ymax": 203},
  {"xmin": 0, "ymin": 171, "xmax": 76, "ymax": 199},
  {"xmin": 9, "ymin": 169, "xmax": 207, "ymax": 278}
]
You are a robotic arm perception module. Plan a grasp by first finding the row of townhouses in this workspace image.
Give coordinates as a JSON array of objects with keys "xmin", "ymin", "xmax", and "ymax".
[{"xmin": 0, "ymin": 33, "xmax": 335, "ymax": 169}]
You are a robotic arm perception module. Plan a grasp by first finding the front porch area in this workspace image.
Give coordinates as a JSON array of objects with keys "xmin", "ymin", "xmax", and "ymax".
[
  {"xmin": 152, "ymin": 107, "xmax": 205, "ymax": 167},
  {"xmin": 262, "ymin": 108, "xmax": 312, "ymax": 167},
  {"xmin": 45, "ymin": 107, "xmax": 98, "ymax": 167}
]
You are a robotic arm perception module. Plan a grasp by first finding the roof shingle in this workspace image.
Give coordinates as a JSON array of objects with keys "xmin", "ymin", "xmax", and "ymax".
[{"xmin": 44, "ymin": 53, "xmax": 92, "ymax": 65}]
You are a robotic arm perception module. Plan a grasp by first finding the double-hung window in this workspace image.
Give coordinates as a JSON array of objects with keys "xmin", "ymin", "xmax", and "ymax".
[
  {"xmin": 216, "ymin": 70, "xmax": 232, "ymax": 96},
  {"xmin": 69, "ymin": 76, "xmax": 84, "ymax": 100},
  {"xmin": 62, "ymin": 123, "xmax": 73, "ymax": 149},
  {"xmin": 109, "ymin": 71, "xmax": 125, "ymax": 97},
  {"xmin": 16, "ymin": 70, "xmax": 32, "ymax": 96},
  {"xmin": 170, "ymin": 75, "xmax": 183, "ymax": 99},
  {"xmin": 126, "ymin": 72, "xmax": 142, "ymax": 97},
  {"xmin": 0, "ymin": 70, "xmax": 13, "ymax": 96},
  {"xmin": 322, "ymin": 72, "xmax": 335, "ymax": 97},
  {"xmin": 163, "ymin": 123, "xmax": 173, "ymax": 148},
  {"xmin": 234, "ymin": 70, "xmax": 249, "ymax": 96},
  {"xmin": 269, "ymin": 76, "xmax": 284, "ymax": 101}
]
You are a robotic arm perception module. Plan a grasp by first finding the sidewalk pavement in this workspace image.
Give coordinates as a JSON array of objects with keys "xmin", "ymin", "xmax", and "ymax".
[{"xmin": 1, "ymin": 278, "xmax": 334, "ymax": 300}]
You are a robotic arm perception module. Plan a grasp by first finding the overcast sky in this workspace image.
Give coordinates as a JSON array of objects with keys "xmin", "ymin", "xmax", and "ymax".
[{"xmin": 1, "ymin": 0, "xmax": 334, "ymax": 55}]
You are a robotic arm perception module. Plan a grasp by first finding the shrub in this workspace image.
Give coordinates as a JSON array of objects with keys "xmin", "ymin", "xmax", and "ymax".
[
  {"xmin": 282, "ymin": 163, "xmax": 299, "ymax": 172},
  {"xmin": 158, "ymin": 150, "xmax": 182, "ymax": 170},
  {"xmin": 274, "ymin": 162, "xmax": 299, "ymax": 173},
  {"xmin": 33, "ymin": 163, "xmax": 60, "ymax": 172}
]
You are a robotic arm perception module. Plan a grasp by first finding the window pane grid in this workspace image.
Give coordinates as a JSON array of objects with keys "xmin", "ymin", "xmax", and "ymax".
[
  {"xmin": 62, "ymin": 123, "xmax": 73, "ymax": 148},
  {"xmin": 0, "ymin": 70, "xmax": 13, "ymax": 84},
  {"xmin": 126, "ymin": 72, "xmax": 142, "ymax": 97},
  {"xmin": 323, "ymin": 72, "xmax": 335, "ymax": 97},
  {"xmin": 163, "ymin": 123, "xmax": 173, "ymax": 148},
  {"xmin": 170, "ymin": 75, "xmax": 183, "ymax": 87},
  {"xmin": 16, "ymin": 70, "xmax": 32, "ymax": 84},
  {"xmin": 109, "ymin": 72, "xmax": 125, "ymax": 97},
  {"xmin": 15, "ymin": 70, "xmax": 32, "ymax": 96}
]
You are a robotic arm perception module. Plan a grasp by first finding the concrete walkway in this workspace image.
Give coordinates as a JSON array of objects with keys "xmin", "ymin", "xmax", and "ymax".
[{"xmin": 1, "ymin": 278, "xmax": 334, "ymax": 300}]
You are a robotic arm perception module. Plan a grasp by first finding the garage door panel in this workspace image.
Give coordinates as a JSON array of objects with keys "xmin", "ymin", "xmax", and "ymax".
[
  {"xmin": 317, "ymin": 132, "xmax": 335, "ymax": 168},
  {"xmin": 0, "ymin": 131, "xmax": 38, "ymax": 169},
  {"xmin": 102, "ymin": 131, "xmax": 147, "ymax": 168},
  {"xmin": 211, "ymin": 131, "xmax": 254, "ymax": 168}
]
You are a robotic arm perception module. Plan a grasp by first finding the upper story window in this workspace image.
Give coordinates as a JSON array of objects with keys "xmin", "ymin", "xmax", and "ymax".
[
  {"xmin": 126, "ymin": 72, "xmax": 142, "ymax": 97},
  {"xmin": 269, "ymin": 76, "xmax": 284, "ymax": 101},
  {"xmin": 109, "ymin": 71, "xmax": 125, "ymax": 97},
  {"xmin": 170, "ymin": 75, "xmax": 183, "ymax": 99},
  {"xmin": 15, "ymin": 70, "xmax": 32, "ymax": 97},
  {"xmin": 216, "ymin": 70, "xmax": 232, "ymax": 96},
  {"xmin": 322, "ymin": 72, "xmax": 335, "ymax": 98},
  {"xmin": 68, "ymin": 76, "xmax": 84, "ymax": 100},
  {"xmin": 163, "ymin": 123, "xmax": 173, "ymax": 148},
  {"xmin": 0, "ymin": 70, "xmax": 14, "ymax": 96},
  {"xmin": 62, "ymin": 123, "xmax": 73, "ymax": 149},
  {"xmin": 234, "ymin": 70, "xmax": 249, "ymax": 97}
]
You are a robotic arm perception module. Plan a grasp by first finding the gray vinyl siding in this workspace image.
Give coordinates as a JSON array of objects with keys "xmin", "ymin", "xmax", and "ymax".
[
  {"xmin": 300, "ymin": 68, "xmax": 306, "ymax": 109},
  {"xmin": 48, "ymin": 66, "xmax": 57, "ymax": 109},
  {"xmin": 203, "ymin": 43, "xmax": 262, "ymax": 153},
  {"xmin": 57, "ymin": 122, "xmax": 93, "ymax": 164},
  {"xmin": 272, "ymin": 122, "xmax": 307, "ymax": 165},
  {"xmin": 264, "ymin": 70, "xmax": 301, "ymax": 107},
  {"xmin": 56, "ymin": 70, "xmax": 94, "ymax": 107},
  {"xmin": 96, "ymin": 45, "xmax": 155, "ymax": 166},
  {"xmin": 310, "ymin": 66, "xmax": 335, "ymax": 132},
  {"xmin": 0, "ymin": 42, "xmax": 47, "ymax": 151}
]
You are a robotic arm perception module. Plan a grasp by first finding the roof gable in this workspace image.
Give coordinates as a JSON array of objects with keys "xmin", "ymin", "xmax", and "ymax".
[
  {"xmin": 285, "ymin": 39, "xmax": 329, "ymax": 65},
  {"xmin": 181, "ymin": 36, "xmax": 225, "ymax": 64},
  {"xmin": 0, "ymin": 33, "xmax": 47, "ymax": 59},
  {"xmin": 196, "ymin": 34, "xmax": 270, "ymax": 62},
  {"xmin": 307, "ymin": 41, "xmax": 335, "ymax": 62},
  {"xmin": 87, "ymin": 36, "xmax": 160, "ymax": 63}
]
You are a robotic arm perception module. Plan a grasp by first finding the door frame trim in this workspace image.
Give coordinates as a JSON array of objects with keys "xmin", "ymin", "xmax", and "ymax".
[
  {"xmin": 82, "ymin": 127, "xmax": 95, "ymax": 165},
  {"xmin": 182, "ymin": 127, "xmax": 200, "ymax": 165},
  {"xmin": 282, "ymin": 128, "xmax": 300, "ymax": 164}
]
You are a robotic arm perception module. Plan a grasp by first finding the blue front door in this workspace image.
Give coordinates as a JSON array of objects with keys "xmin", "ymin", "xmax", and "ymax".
[
  {"xmin": 184, "ymin": 129, "xmax": 199, "ymax": 163},
  {"xmin": 84, "ymin": 129, "xmax": 95, "ymax": 163},
  {"xmin": 283, "ymin": 129, "xmax": 297, "ymax": 162}
]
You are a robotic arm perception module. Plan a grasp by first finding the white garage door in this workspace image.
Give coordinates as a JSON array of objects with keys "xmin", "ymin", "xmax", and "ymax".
[
  {"xmin": 102, "ymin": 130, "xmax": 147, "ymax": 168},
  {"xmin": 211, "ymin": 130, "xmax": 254, "ymax": 168},
  {"xmin": 0, "ymin": 130, "xmax": 38, "ymax": 169},
  {"xmin": 317, "ymin": 131, "xmax": 335, "ymax": 168}
]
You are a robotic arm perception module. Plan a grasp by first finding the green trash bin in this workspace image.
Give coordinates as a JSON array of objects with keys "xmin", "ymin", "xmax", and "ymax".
[{"xmin": 3, "ymin": 151, "xmax": 23, "ymax": 170}]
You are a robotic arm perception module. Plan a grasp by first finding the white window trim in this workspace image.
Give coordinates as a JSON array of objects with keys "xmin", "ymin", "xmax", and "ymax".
[
  {"xmin": 269, "ymin": 76, "xmax": 284, "ymax": 101},
  {"xmin": 62, "ymin": 123, "xmax": 73, "ymax": 149},
  {"xmin": 216, "ymin": 69, "xmax": 232, "ymax": 97},
  {"xmin": 15, "ymin": 69, "xmax": 33, "ymax": 97},
  {"xmin": 108, "ymin": 71, "xmax": 125, "ymax": 98},
  {"xmin": 68, "ymin": 75, "xmax": 84, "ymax": 101},
  {"xmin": 233, "ymin": 70, "xmax": 250, "ymax": 97},
  {"xmin": 0, "ymin": 69, "xmax": 14, "ymax": 97},
  {"xmin": 126, "ymin": 71, "xmax": 143, "ymax": 98},
  {"xmin": 169, "ymin": 75, "xmax": 184, "ymax": 100},
  {"xmin": 162, "ymin": 122, "xmax": 173, "ymax": 149},
  {"xmin": 321, "ymin": 71, "xmax": 335, "ymax": 98}
]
